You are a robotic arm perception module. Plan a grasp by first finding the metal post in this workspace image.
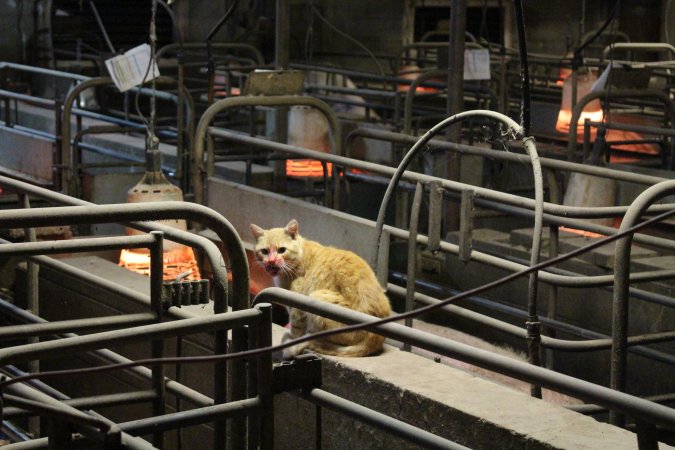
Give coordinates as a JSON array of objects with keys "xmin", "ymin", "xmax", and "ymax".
[
  {"xmin": 443, "ymin": 0, "xmax": 467, "ymax": 232},
  {"xmin": 404, "ymin": 182, "xmax": 424, "ymax": 352},
  {"xmin": 256, "ymin": 303, "xmax": 274, "ymax": 450},
  {"xmin": 149, "ymin": 231, "xmax": 165, "ymax": 448}
]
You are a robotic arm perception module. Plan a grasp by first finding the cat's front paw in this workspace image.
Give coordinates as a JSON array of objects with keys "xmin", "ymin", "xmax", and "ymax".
[
  {"xmin": 281, "ymin": 331, "xmax": 307, "ymax": 359},
  {"xmin": 282, "ymin": 342, "xmax": 309, "ymax": 359}
]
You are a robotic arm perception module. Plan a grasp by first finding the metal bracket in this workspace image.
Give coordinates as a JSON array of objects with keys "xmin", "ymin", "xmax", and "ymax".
[
  {"xmin": 272, "ymin": 354, "xmax": 322, "ymax": 394},
  {"xmin": 162, "ymin": 279, "xmax": 209, "ymax": 308}
]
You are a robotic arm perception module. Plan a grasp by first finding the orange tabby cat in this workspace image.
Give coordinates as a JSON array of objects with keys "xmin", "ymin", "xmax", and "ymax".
[{"xmin": 251, "ymin": 219, "xmax": 391, "ymax": 358}]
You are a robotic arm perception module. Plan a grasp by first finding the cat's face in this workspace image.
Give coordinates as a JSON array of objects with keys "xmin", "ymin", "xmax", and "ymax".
[{"xmin": 251, "ymin": 220, "xmax": 302, "ymax": 278}]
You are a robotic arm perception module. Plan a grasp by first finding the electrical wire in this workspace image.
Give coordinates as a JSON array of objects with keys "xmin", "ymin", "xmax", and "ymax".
[
  {"xmin": 2, "ymin": 205, "xmax": 675, "ymax": 391},
  {"xmin": 308, "ymin": 0, "xmax": 385, "ymax": 77}
]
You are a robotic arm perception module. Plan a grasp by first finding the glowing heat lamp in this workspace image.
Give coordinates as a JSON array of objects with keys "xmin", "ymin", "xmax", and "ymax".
[
  {"xmin": 119, "ymin": 141, "xmax": 201, "ymax": 281},
  {"xmin": 555, "ymin": 72, "xmax": 604, "ymax": 141},
  {"xmin": 286, "ymin": 105, "xmax": 333, "ymax": 178}
]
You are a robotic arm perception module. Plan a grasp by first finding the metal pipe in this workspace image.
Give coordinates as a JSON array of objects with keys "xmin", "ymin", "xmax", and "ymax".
[
  {"xmin": 299, "ymin": 389, "xmax": 470, "ymax": 450},
  {"xmin": 403, "ymin": 182, "xmax": 423, "ymax": 352},
  {"xmin": 387, "ymin": 284, "xmax": 675, "ymax": 352},
  {"xmin": 610, "ymin": 180, "xmax": 675, "ymax": 426},
  {"xmin": 345, "ymin": 126, "xmax": 669, "ymax": 196},
  {"xmin": 0, "ymin": 313, "xmax": 156, "ymax": 341},
  {"xmin": 0, "ymin": 309, "xmax": 261, "ymax": 366},
  {"xmin": 255, "ymin": 287, "xmax": 675, "ymax": 430},
  {"xmin": 255, "ymin": 304, "xmax": 274, "ymax": 450},
  {"xmin": 0, "ymin": 233, "xmax": 159, "ymax": 257},
  {"xmin": 4, "ymin": 391, "xmax": 158, "ymax": 418}
]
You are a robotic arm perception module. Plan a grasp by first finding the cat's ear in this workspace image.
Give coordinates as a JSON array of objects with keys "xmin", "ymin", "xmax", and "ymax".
[
  {"xmin": 250, "ymin": 224, "xmax": 265, "ymax": 240},
  {"xmin": 285, "ymin": 219, "xmax": 299, "ymax": 239}
]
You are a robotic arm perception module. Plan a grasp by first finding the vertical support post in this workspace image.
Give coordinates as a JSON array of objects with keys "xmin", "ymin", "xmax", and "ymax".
[
  {"xmin": 20, "ymin": 193, "xmax": 40, "ymax": 438},
  {"xmin": 404, "ymin": 182, "xmax": 424, "ymax": 352},
  {"xmin": 426, "ymin": 180, "xmax": 443, "ymax": 253},
  {"xmin": 53, "ymin": 99, "xmax": 63, "ymax": 192},
  {"xmin": 256, "ymin": 303, "xmax": 274, "ymax": 450},
  {"xmin": 149, "ymin": 231, "xmax": 165, "ymax": 448},
  {"xmin": 273, "ymin": 0, "xmax": 291, "ymax": 192},
  {"xmin": 545, "ymin": 224, "xmax": 559, "ymax": 370},
  {"xmin": 48, "ymin": 418, "xmax": 72, "ymax": 449},
  {"xmin": 375, "ymin": 229, "xmax": 390, "ymax": 288},
  {"xmin": 443, "ymin": 0, "xmax": 467, "ymax": 232},
  {"xmin": 635, "ymin": 420, "xmax": 659, "ymax": 450},
  {"xmin": 458, "ymin": 190, "xmax": 474, "ymax": 263}
]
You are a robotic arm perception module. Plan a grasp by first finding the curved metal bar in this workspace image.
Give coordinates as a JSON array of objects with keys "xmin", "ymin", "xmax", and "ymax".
[
  {"xmin": 610, "ymin": 179, "xmax": 675, "ymax": 426},
  {"xmin": 567, "ymin": 89, "xmax": 675, "ymax": 162},
  {"xmin": 193, "ymin": 95, "xmax": 341, "ymax": 206},
  {"xmin": 402, "ymin": 69, "xmax": 447, "ymax": 135},
  {"xmin": 371, "ymin": 108, "xmax": 546, "ymax": 395},
  {"xmin": 602, "ymin": 42, "xmax": 675, "ymax": 61}
]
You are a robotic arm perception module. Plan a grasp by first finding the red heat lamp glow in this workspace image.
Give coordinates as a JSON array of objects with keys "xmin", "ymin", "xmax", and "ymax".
[{"xmin": 118, "ymin": 142, "xmax": 201, "ymax": 282}]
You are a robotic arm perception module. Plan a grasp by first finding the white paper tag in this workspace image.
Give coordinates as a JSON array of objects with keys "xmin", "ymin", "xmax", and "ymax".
[
  {"xmin": 105, "ymin": 44, "xmax": 160, "ymax": 92},
  {"xmin": 463, "ymin": 48, "xmax": 491, "ymax": 80}
]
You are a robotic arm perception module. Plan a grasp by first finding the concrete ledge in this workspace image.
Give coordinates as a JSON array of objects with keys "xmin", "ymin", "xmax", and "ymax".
[{"xmin": 271, "ymin": 326, "xmax": 668, "ymax": 450}]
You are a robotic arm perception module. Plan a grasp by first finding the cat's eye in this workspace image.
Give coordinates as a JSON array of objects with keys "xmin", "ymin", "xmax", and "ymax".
[
  {"xmin": 278, "ymin": 247, "xmax": 287, "ymax": 254},
  {"xmin": 260, "ymin": 249, "xmax": 269, "ymax": 256}
]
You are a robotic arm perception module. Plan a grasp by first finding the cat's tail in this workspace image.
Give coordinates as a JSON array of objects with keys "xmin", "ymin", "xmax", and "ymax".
[{"xmin": 306, "ymin": 333, "xmax": 385, "ymax": 357}]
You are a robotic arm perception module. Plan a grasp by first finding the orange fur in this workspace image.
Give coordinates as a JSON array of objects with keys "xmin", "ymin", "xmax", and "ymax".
[{"xmin": 251, "ymin": 219, "xmax": 391, "ymax": 357}]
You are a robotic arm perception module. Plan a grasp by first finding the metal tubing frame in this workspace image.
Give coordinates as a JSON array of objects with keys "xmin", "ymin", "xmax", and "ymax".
[
  {"xmin": 0, "ymin": 298, "xmax": 213, "ymax": 409},
  {"xmin": 0, "ymin": 176, "xmax": 249, "ymax": 449},
  {"xmin": 610, "ymin": 179, "xmax": 675, "ymax": 426},
  {"xmin": 387, "ymin": 284, "xmax": 675, "ymax": 353},
  {"xmin": 60, "ymin": 76, "xmax": 194, "ymax": 197},
  {"xmin": 204, "ymin": 127, "xmax": 675, "ymax": 285},
  {"xmin": 255, "ymin": 287, "xmax": 675, "ymax": 432},
  {"xmin": 211, "ymin": 126, "xmax": 675, "ymax": 224},
  {"xmin": 370, "ymin": 109, "xmax": 546, "ymax": 396},
  {"xmin": 192, "ymin": 95, "xmax": 342, "ymax": 206}
]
